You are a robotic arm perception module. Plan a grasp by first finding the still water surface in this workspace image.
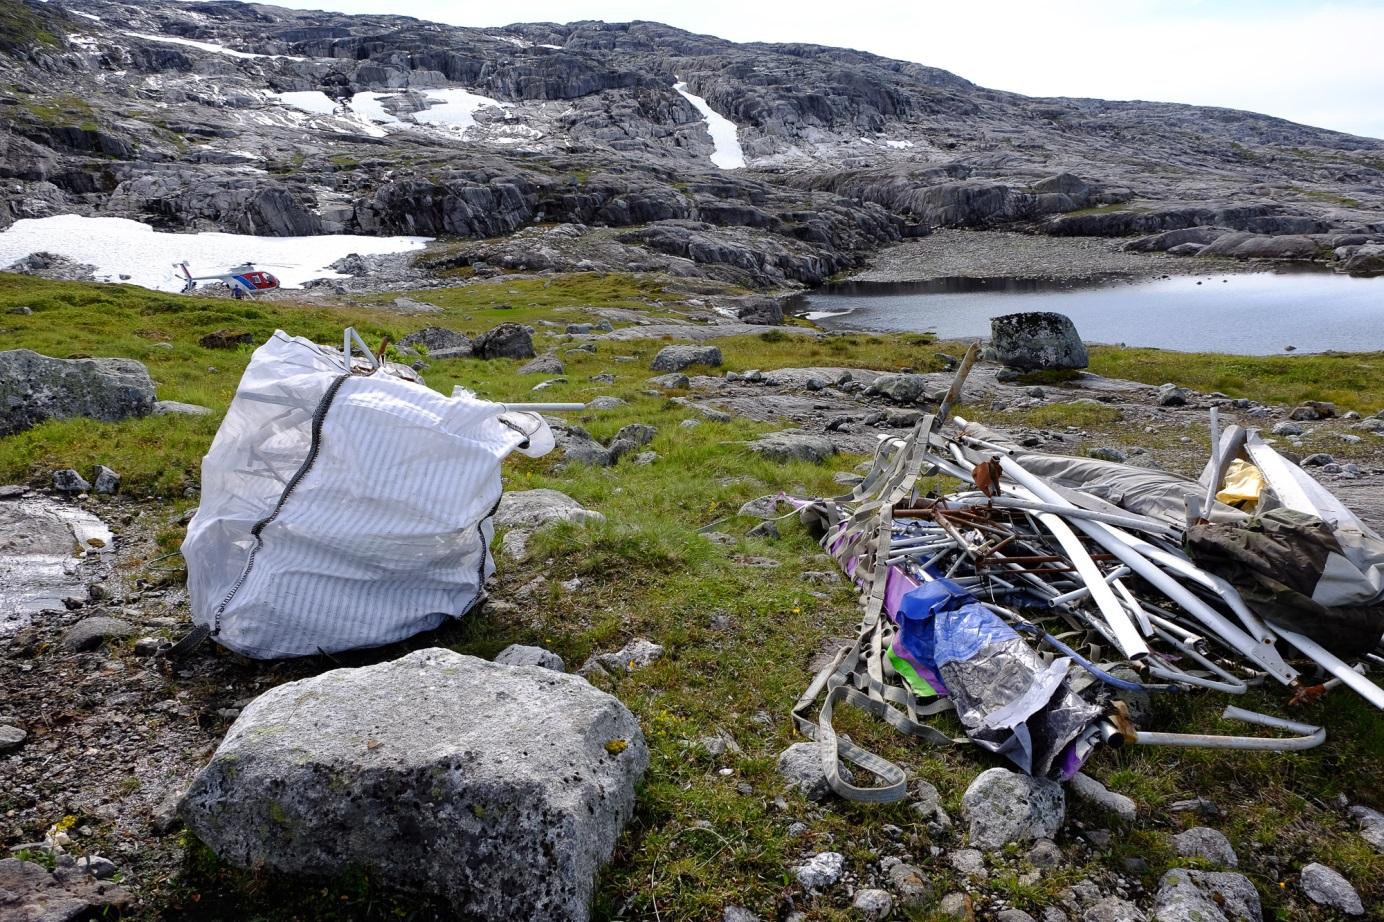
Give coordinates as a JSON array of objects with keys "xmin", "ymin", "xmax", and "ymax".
[{"xmin": 798, "ymin": 270, "xmax": 1384, "ymax": 354}]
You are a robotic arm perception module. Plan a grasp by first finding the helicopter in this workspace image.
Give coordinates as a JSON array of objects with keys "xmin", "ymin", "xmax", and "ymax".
[{"xmin": 177, "ymin": 262, "xmax": 281, "ymax": 299}]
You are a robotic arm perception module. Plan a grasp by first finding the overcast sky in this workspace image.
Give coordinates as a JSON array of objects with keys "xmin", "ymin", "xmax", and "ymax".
[{"xmin": 247, "ymin": 0, "xmax": 1384, "ymax": 139}]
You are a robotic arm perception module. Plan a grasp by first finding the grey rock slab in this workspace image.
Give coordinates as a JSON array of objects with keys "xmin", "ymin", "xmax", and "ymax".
[
  {"xmin": 988, "ymin": 312, "xmax": 1089, "ymax": 371},
  {"xmin": 1068, "ymin": 773, "xmax": 1136, "ymax": 822},
  {"xmin": 1171, "ymin": 827, "xmax": 1238, "ymax": 867},
  {"xmin": 614, "ymin": 423, "xmax": 656, "ymax": 446},
  {"xmin": 494, "ymin": 644, "xmax": 566, "ymax": 673},
  {"xmin": 1153, "ymin": 869, "xmax": 1261, "ymax": 922},
  {"xmin": 602, "ymin": 323, "xmax": 819, "ymax": 343},
  {"xmin": 1157, "ymin": 383, "xmax": 1192, "ymax": 407},
  {"xmin": 997, "ymin": 911, "xmax": 1037, "ymax": 922},
  {"xmin": 519, "ymin": 354, "xmax": 565, "ymax": 375},
  {"xmin": 866, "ymin": 372, "xmax": 932, "ymax": 404},
  {"xmin": 648, "ymin": 373, "xmax": 691, "ymax": 389},
  {"xmin": 776, "ymin": 741, "xmax": 853, "ymax": 802},
  {"xmin": 1027, "ymin": 837, "xmax": 1063, "ymax": 869},
  {"xmin": 75, "ymin": 855, "xmax": 118, "ymax": 879},
  {"xmin": 60, "ymin": 616, "xmax": 136, "ymax": 652},
  {"xmin": 588, "ymin": 396, "xmax": 626, "ymax": 409},
  {"xmin": 0, "ymin": 349, "xmax": 156, "ymax": 436},
  {"xmin": 792, "ymin": 851, "xmax": 844, "ymax": 890},
  {"xmin": 1299, "ymin": 862, "xmax": 1363, "ymax": 915},
  {"xmin": 495, "ymin": 489, "xmax": 604, "ymax": 530},
  {"xmin": 950, "ymin": 848, "xmax": 987, "ymax": 878},
  {"xmin": 748, "ymin": 430, "xmax": 836, "ymax": 463},
  {"xmin": 180, "ymin": 648, "xmax": 647, "ymax": 922},
  {"xmin": 650, "ymin": 345, "xmax": 722, "ymax": 372},
  {"xmin": 962, "ymin": 767, "xmax": 1065, "ymax": 850}
]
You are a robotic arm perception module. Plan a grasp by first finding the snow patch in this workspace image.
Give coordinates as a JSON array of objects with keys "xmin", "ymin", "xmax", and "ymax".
[
  {"xmin": 71, "ymin": 10, "xmax": 102, "ymax": 21},
  {"xmin": 672, "ymin": 80, "xmax": 745, "ymax": 170},
  {"xmin": 883, "ymin": 139, "xmax": 915, "ymax": 149},
  {"xmin": 489, "ymin": 34, "xmax": 532, "ymax": 48},
  {"xmin": 268, "ymin": 91, "xmax": 338, "ymax": 116},
  {"xmin": 347, "ymin": 91, "xmax": 402, "ymax": 126},
  {"xmin": 414, "ymin": 88, "xmax": 510, "ymax": 136},
  {"xmin": 124, "ymin": 31, "xmax": 306, "ymax": 62},
  {"xmin": 0, "ymin": 215, "xmax": 431, "ymax": 292}
]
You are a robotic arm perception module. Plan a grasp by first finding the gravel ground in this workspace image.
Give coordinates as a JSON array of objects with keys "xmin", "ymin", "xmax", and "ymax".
[{"xmin": 849, "ymin": 229, "xmax": 1229, "ymax": 282}]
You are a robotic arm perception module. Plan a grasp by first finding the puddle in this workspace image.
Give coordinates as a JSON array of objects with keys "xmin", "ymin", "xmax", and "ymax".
[{"xmin": 0, "ymin": 493, "xmax": 115, "ymax": 636}]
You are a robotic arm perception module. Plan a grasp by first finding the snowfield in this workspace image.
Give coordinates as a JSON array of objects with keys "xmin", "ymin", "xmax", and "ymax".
[
  {"xmin": 673, "ymin": 81, "xmax": 746, "ymax": 170},
  {"xmin": 414, "ymin": 88, "xmax": 511, "ymax": 136},
  {"xmin": 0, "ymin": 215, "xmax": 431, "ymax": 292}
]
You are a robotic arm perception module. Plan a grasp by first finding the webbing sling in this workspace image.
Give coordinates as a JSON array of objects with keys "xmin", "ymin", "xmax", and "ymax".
[{"xmin": 791, "ymin": 415, "xmax": 965, "ymax": 802}]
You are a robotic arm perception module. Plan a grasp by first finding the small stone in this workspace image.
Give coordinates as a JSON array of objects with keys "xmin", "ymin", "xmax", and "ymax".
[
  {"xmin": 633, "ymin": 451, "xmax": 658, "ymax": 465},
  {"xmin": 679, "ymin": 418, "xmax": 702, "ymax": 429},
  {"xmin": 723, "ymin": 907, "xmax": 758, "ymax": 922},
  {"xmin": 747, "ymin": 520, "xmax": 780, "ymax": 540},
  {"xmin": 777, "ymin": 742, "xmax": 853, "ymax": 801},
  {"xmin": 1027, "ymin": 838, "xmax": 1062, "ymax": 869},
  {"xmin": 962, "ymin": 767, "xmax": 1065, "ymax": 850},
  {"xmin": 1153, "ymin": 869, "xmax": 1261, "ymax": 922},
  {"xmin": 92, "ymin": 465, "xmax": 121, "ymax": 495},
  {"xmin": 1157, "ymin": 383, "xmax": 1191, "ymax": 407},
  {"xmin": 997, "ymin": 911, "xmax": 1036, "ymax": 922},
  {"xmin": 886, "ymin": 861, "xmax": 930, "ymax": 907},
  {"xmin": 153, "ymin": 400, "xmax": 214, "ymax": 416},
  {"xmin": 60, "ymin": 616, "xmax": 137, "ymax": 652},
  {"xmin": 0, "ymin": 724, "xmax": 27, "ymax": 753},
  {"xmin": 579, "ymin": 638, "xmax": 664, "ymax": 677},
  {"xmin": 52, "ymin": 468, "xmax": 91, "ymax": 494},
  {"xmin": 1068, "ymin": 773, "xmax": 1136, "ymax": 822},
  {"xmin": 1171, "ymin": 827, "xmax": 1238, "ymax": 867},
  {"xmin": 1169, "ymin": 797, "xmax": 1220, "ymax": 817},
  {"xmin": 1089, "ymin": 447, "xmax": 1127, "ymax": 463},
  {"xmin": 588, "ymin": 396, "xmax": 626, "ymax": 409},
  {"xmin": 938, "ymin": 891, "xmax": 974, "ymax": 920},
  {"xmin": 649, "ymin": 373, "xmax": 692, "ymax": 389},
  {"xmin": 852, "ymin": 888, "xmax": 893, "ymax": 920},
  {"xmin": 1299, "ymin": 862, "xmax": 1363, "ymax": 915},
  {"xmin": 76, "ymin": 855, "xmax": 118, "ymax": 879},
  {"xmin": 793, "ymin": 851, "xmax": 844, "ymax": 890},
  {"xmin": 1083, "ymin": 896, "xmax": 1146, "ymax": 922},
  {"xmin": 494, "ymin": 644, "xmax": 565, "ymax": 672},
  {"xmin": 950, "ymin": 848, "xmax": 987, "ymax": 878},
  {"xmin": 1288, "ymin": 405, "xmax": 1321, "ymax": 421},
  {"xmin": 133, "ymin": 637, "xmax": 164, "ymax": 656},
  {"xmin": 1271, "ymin": 421, "xmax": 1304, "ymax": 436},
  {"xmin": 518, "ymin": 354, "xmax": 565, "ymax": 375}
]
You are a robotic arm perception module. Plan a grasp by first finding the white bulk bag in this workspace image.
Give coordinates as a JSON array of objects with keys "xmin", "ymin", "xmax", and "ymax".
[{"xmin": 182, "ymin": 330, "xmax": 553, "ymax": 659}]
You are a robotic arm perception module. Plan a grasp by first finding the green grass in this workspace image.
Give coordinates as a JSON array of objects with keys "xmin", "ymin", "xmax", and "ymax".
[
  {"xmin": 2, "ymin": 272, "xmax": 1381, "ymax": 919},
  {"xmin": 0, "ymin": 0, "xmax": 60, "ymax": 49},
  {"xmin": 1089, "ymin": 345, "xmax": 1384, "ymax": 413}
]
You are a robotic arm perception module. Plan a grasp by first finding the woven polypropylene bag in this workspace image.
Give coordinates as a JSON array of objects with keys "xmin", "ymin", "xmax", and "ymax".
[{"xmin": 182, "ymin": 330, "xmax": 553, "ymax": 658}]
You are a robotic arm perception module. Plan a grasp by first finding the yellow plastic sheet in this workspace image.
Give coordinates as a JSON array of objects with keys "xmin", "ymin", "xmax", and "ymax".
[{"xmin": 1217, "ymin": 459, "xmax": 1265, "ymax": 510}]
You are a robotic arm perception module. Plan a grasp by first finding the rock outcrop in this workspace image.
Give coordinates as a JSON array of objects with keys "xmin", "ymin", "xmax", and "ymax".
[
  {"xmin": 180, "ymin": 648, "xmax": 648, "ymax": 922},
  {"xmin": 0, "ymin": 350, "xmax": 156, "ymax": 436}
]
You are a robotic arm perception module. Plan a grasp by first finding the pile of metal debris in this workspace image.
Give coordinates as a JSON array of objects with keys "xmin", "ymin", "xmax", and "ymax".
[{"xmin": 791, "ymin": 350, "xmax": 1384, "ymax": 802}]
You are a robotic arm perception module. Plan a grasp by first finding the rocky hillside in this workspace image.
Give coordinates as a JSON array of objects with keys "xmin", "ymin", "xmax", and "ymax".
[{"xmin": 2, "ymin": 0, "xmax": 1383, "ymax": 287}]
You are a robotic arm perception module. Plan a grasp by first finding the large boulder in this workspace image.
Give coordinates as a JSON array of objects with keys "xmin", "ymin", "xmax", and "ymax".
[
  {"xmin": 961, "ymin": 767, "xmax": 1065, "ymax": 850},
  {"xmin": 1199, "ymin": 233, "xmax": 1320, "ymax": 260},
  {"xmin": 866, "ymin": 372, "xmax": 931, "ymax": 404},
  {"xmin": 180, "ymin": 648, "xmax": 648, "ymax": 922},
  {"xmin": 0, "ymin": 349, "xmax": 156, "ymax": 436},
  {"xmin": 735, "ymin": 297, "xmax": 785, "ymax": 326},
  {"xmin": 474, "ymin": 323, "xmax": 536, "ymax": 360},
  {"xmin": 650, "ymin": 345, "xmax": 722, "ymax": 372},
  {"xmin": 987, "ymin": 313, "xmax": 1088, "ymax": 371}
]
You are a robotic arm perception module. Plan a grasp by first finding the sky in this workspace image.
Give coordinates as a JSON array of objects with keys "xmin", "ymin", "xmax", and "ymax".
[{"xmin": 239, "ymin": 0, "xmax": 1384, "ymax": 139}]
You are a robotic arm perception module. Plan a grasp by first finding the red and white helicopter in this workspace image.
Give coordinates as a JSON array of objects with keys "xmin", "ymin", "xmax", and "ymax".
[{"xmin": 177, "ymin": 262, "xmax": 281, "ymax": 299}]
